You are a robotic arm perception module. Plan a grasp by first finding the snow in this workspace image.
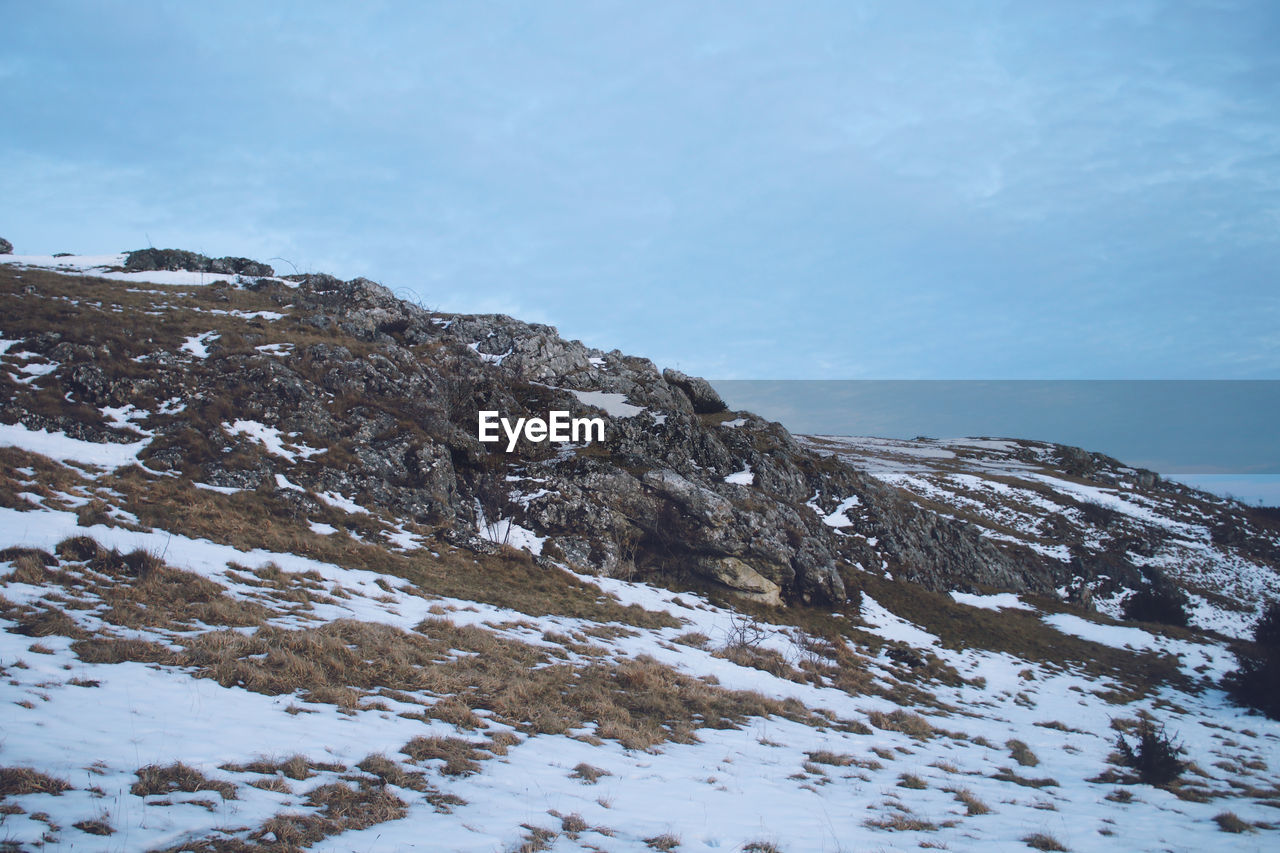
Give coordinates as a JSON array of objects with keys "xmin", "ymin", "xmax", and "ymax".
[
  {"xmin": 950, "ymin": 591, "xmax": 1034, "ymax": 611},
  {"xmin": 477, "ymin": 508, "xmax": 546, "ymax": 555},
  {"xmin": 724, "ymin": 465, "xmax": 754, "ymax": 485},
  {"xmin": 819, "ymin": 495, "xmax": 861, "ymax": 527},
  {"xmin": 1, "ymin": 498, "xmax": 1279, "ymax": 851},
  {"xmin": 223, "ymin": 420, "xmax": 326, "ymax": 463},
  {"xmin": 0, "ymin": 422, "xmax": 149, "ymax": 471},
  {"xmin": 309, "ymin": 520, "xmax": 338, "ymax": 535},
  {"xmin": 564, "ymin": 388, "xmax": 645, "ymax": 418},
  {"xmin": 181, "ymin": 331, "xmax": 220, "ymax": 358},
  {"xmin": 316, "ymin": 489, "xmax": 369, "ymax": 515},
  {"xmin": 194, "ymin": 482, "xmax": 242, "ymax": 495}
]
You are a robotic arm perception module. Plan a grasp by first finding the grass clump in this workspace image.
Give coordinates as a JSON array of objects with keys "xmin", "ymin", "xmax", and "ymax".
[
  {"xmin": 1007, "ymin": 738, "xmax": 1040, "ymax": 767},
  {"xmin": 644, "ymin": 833, "xmax": 681, "ymax": 851},
  {"xmin": 867, "ymin": 709, "xmax": 935, "ymax": 739},
  {"xmin": 1213, "ymin": 811, "xmax": 1254, "ymax": 833},
  {"xmin": 897, "ymin": 773, "xmax": 927, "ymax": 789},
  {"xmin": 1022, "ymin": 833, "xmax": 1068, "ymax": 851},
  {"xmin": 132, "ymin": 763, "xmax": 237, "ymax": 800},
  {"xmin": 401, "ymin": 736, "xmax": 485, "ymax": 777},
  {"xmin": 570, "ymin": 763, "xmax": 611, "ymax": 784},
  {"xmin": 72, "ymin": 815, "xmax": 114, "ymax": 836},
  {"xmin": 947, "ymin": 787, "xmax": 991, "ymax": 815},
  {"xmin": 0, "ymin": 767, "xmax": 71, "ymax": 796}
]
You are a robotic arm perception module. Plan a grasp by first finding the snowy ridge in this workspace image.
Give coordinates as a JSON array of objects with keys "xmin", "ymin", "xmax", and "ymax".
[{"xmin": 1, "ymin": 255, "xmax": 1278, "ymax": 850}]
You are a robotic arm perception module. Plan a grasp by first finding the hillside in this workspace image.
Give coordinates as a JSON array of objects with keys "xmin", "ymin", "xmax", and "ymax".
[{"xmin": 1, "ymin": 249, "xmax": 1278, "ymax": 851}]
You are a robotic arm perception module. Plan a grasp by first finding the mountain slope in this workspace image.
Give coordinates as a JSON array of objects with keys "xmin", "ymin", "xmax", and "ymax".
[{"xmin": 0, "ymin": 249, "xmax": 1278, "ymax": 851}]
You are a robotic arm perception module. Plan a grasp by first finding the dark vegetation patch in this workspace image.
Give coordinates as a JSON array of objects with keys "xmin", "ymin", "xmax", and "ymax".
[{"xmin": 1225, "ymin": 599, "xmax": 1280, "ymax": 720}]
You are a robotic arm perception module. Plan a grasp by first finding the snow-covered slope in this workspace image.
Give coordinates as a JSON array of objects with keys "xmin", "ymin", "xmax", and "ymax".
[
  {"xmin": 801, "ymin": 434, "xmax": 1280, "ymax": 640},
  {"xmin": 2, "ymin": 252, "xmax": 1278, "ymax": 851}
]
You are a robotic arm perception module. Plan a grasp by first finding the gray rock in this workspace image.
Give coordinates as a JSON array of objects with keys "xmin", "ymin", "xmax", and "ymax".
[
  {"xmin": 0, "ymin": 237, "xmax": 12, "ymax": 254},
  {"xmin": 663, "ymin": 368, "xmax": 727, "ymax": 413}
]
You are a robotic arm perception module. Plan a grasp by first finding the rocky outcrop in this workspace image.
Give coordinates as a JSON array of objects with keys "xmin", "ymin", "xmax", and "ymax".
[
  {"xmin": 4, "ymin": 248, "xmax": 1162, "ymax": 610},
  {"xmin": 125, "ymin": 248, "xmax": 274, "ymax": 278},
  {"xmin": 0, "ymin": 237, "xmax": 12, "ymax": 254}
]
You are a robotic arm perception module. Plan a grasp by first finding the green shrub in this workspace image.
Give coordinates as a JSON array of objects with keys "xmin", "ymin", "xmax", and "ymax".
[
  {"xmin": 1225, "ymin": 600, "xmax": 1280, "ymax": 720},
  {"xmin": 1115, "ymin": 720, "xmax": 1186, "ymax": 786}
]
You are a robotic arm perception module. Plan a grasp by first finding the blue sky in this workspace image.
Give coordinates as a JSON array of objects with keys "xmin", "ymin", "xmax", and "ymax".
[{"xmin": 4, "ymin": 1, "xmax": 1278, "ymax": 382}]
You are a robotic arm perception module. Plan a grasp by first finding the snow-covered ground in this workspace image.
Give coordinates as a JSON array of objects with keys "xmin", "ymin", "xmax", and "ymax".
[{"xmin": 2, "ymin": 256, "xmax": 1278, "ymax": 851}]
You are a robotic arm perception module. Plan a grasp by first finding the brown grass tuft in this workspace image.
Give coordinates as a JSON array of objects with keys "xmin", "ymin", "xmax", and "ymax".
[
  {"xmin": 1007, "ymin": 738, "xmax": 1040, "ymax": 767},
  {"xmin": 131, "ymin": 763, "xmax": 237, "ymax": 800},
  {"xmin": 401, "ymin": 736, "xmax": 485, "ymax": 776},
  {"xmin": 867, "ymin": 709, "xmax": 936, "ymax": 739},
  {"xmin": 571, "ymin": 763, "xmax": 611, "ymax": 784},
  {"xmin": 0, "ymin": 767, "xmax": 71, "ymax": 796}
]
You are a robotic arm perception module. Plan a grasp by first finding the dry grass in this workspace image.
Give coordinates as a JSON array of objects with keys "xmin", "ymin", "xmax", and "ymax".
[
  {"xmin": 102, "ymin": 466, "xmax": 680, "ymax": 630},
  {"xmin": 946, "ymin": 787, "xmax": 991, "ymax": 815},
  {"xmin": 220, "ymin": 755, "xmax": 343, "ymax": 781},
  {"xmin": 644, "ymin": 833, "xmax": 681, "ymax": 851},
  {"xmin": 898, "ymin": 773, "xmax": 928, "ymax": 789},
  {"xmin": 571, "ymin": 763, "xmax": 611, "ymax": 784},
  {"xmin": 72, "ymin": 815, "xmax": 114, "ymax": 836},
  {"xmin": 401, "ymin": 736, "xmax": 485, "ymax": 777},
  {"xmin": 1022, "ymin": 833, "xmax": 1068, "ymax": 851},
  {"xmin": 806, "ymin": 751, "xmax": 855, "ymax": 767},
  {"xmin": 72, "ymin": 637, "xmax": 178, "ymax": 665},
  {"xmin": 867, "ymin": 709, "xmax": 936, "ymax": 739},
  {"xmin": 142, "ymin": 616, "xmax": 823, "ymax": 751},
  {"xmin": 992, "ymin": 767, "xmax": 1059, "ymax": 789},
  {"xmin": 1213, "ymin": 811, "xmax": 1255, "ymax": 833},
  {"xmin": 131, "ymin": 763, "xmax": 237, "ymax": 800},
  {"xmin": 0, "ymin": 767, "xmax": 71, "ymax": 796},
  {"xmin": 1007, "ymin": 739, "xmax": 1040, "ymax": 767},
  {"xmin": 865, "ymin": 812, "xmax": 939, "ymax": 832}
]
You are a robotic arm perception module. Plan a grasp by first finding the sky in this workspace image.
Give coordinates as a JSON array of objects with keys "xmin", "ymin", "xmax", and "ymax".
[{"xmin": 4, "ymin": 0, "xmax": 1278, "ymax": 383}]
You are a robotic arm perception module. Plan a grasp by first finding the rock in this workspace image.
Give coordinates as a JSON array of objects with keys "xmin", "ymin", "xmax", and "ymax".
[
  {"xmin": 123, "ymin": 248, "xmax": 274, "ymax": 277},
  {"xmin": 663, "ymin": 368, "xmax": 727, "ymax": 413},
  {"xmin": 696, "ymin": 556, "xmax": 783, "ymax": 605},
  {"xmin": 0, "ymin": 237, "xmax": 12, "ymax": 254}
]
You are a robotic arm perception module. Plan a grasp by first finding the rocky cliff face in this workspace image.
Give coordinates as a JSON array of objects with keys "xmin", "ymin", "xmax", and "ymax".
[{"xmin": 1, "ymin": 250, "xmax": 1275, "ymax": 622}]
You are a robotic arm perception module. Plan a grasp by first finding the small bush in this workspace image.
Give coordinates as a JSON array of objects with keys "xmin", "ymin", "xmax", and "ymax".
[
  {"xmin": 1114, "ymin": 719, "xmax": 1186, "ymax": 786},
  {"xmin": 1225, "ymin": 600, "xmax": 1280, "ymax": 719},
  {"xmin": 1122, "ymin": 570, "xmax": 1189, "ymax": 627}
]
